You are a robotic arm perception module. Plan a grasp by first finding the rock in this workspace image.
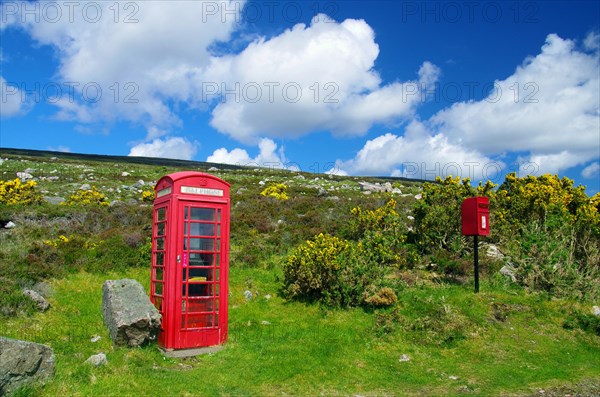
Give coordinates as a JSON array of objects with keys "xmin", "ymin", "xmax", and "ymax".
[
  {"xmin": 593, "ymin": 306, "xmax": 600, "ymax": 316},
  {"xmin": 31, "ymin": 281, "xmax": 53, "ymax": 298},
  {"xmin": 399, "ymin": 354, "xmax": 411, "ymax": 362},
  {"xmin": 359, "ymin": 182, "xmax": 387, "ymax": 193},
  {"xmin": 85, "ymin": 353, "xmax": 107, "ymax": 366},
  {"xmin": 261, "ymin": 321, "xmax": 271, "ymax": 326},
  {"xmin": 4, "ymin": 221, "xmax": 16, "ymax": 229},
  {"xmin": 102, "ymin": 279, "xmax": 161, "ymax": 347},
  {"xmin": 326, "ymin": 196, "xmax": 340, "ymax": 201},
  {"xmin": 208, "ymin": 167, "xmax": 220, "ymax": 172},
  {"xmin": 127, "ymin": 199, "xmax": 138, "ymax": 205},
  {"xmin": 24, "ymin": 168, "xmax": 35, "ymax": 174},
  {"xmin": 44, "ymin": 196, "xmax": 66, "ymax": 205},
  {"xmin": 47, "ymin": 176, "xmax": 59, "ymax": 182},
  {"xmin": 133, "ymin": 180, "xmax": 145, "ymax": 188},
  {"xmin": 22, "ymin": 289, "xmax": 50, "ymax": 312},
  {"xmin": 244, "ymin": 290, "xmax": 253, "ymax": 301},
  {"xmin": 407, "ymin": 215, "xmax": 415, "ymax": 221},
  {"xmin": 317, "ymin": 187, "xmax": 327, "ymax": 197},
  {"xmin": 486, "ymin": 244, "xmax": 505, "ymax": 260},
  {"xmin": 121, "ymin": 172, "xmax": 130, "ymax": 177},
  {"xmin": 363, "ymin": 191, "xmax": 372, "ymax": 195},
  {"xmin": 414, "ymin": 194, "xmax": 422, "ymax": 200},
  {"xmin": 90, "ymin": 335, "xmax": 101, "ymax": 343},
  {"xmin": 236, "ymin": 188, "xmax": 247, "ymax": 195},
  {"xmin": 0, "ymin": 337, "xmax": 55, "ymax": 395},
  {"xmin": 258, "ymin": 181, "xmax": 265, "ymax": 186},
  {"xmin": 80, "ymin": 184, "xmax": 91, "ymax": 191},
  {"xmin": 264, "ymin": 294, "xmax": 272, "ymax": 300},
  {"xmin": 391, "ymin": 188, "xmax": 403, "ymax": 194},
  {"xmin": 449, "ymin": 375, "xmax": 459, "ymax": 381},
  {"xmin": 16, "ymin": 172, "xmax": 33, "ymax": 181},
  {"xmin": 499, "ymin": 265, "xmax": 517, "ymax": 283}
]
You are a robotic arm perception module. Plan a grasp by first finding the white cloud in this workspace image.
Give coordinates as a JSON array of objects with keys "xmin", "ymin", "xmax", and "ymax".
[
  {"xmin": 48, "ymin": 146, "xmax": 71, "ymax": 153},
  {"xmin": 129, "ymin": 137, "xmax": 199, "ymax": 160},
  {"xmin": 9, "ymin": 1, "xmax": 244, "ymax": 128},
  {"xmin": 204, "ymin": 15, "xmax": 439, "ymax": 143},
  {"xmin": 207, "ymin": 138, "xmax": 287, "ymax": 168},
  {"xmin": 428, "ymin": 34, "xmax": 599, "ymax": 173},
  {"xmin": 1, "ymin": 76, "xmax": 30, "ymax": 117},
  {"xmin": 582, "ymin": 162, "xmax": 600, "ymax": 179},
  {"xmin": 335, "ymin": 121, "xmax": 498, "ymax": 180}
]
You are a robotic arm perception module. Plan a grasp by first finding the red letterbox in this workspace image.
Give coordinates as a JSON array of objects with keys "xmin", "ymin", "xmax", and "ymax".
[
  {"xmin": 461, "ymin": 196, "xmax": 490, "ymax": 236},
  {"xmin": 151, "ymin": 172, "xmax": 230, "ymax": 351}
]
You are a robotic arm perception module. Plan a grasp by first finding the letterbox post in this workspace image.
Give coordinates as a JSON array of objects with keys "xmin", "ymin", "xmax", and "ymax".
[{"xmin": 461, "ymin": 196, "xmax": 490, "ymax": 294}]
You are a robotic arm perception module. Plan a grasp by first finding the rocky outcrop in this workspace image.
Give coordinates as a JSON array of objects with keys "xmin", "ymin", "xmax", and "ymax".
[
  {"xmin": 0, "ymin": 337, "xmax": 55, "ymax": 395},
  {"xmin": 102, "ymin": 279, "xmax": 161, "ymax": 347}
]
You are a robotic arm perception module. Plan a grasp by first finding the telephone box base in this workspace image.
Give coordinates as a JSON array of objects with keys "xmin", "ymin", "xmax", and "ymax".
[{"xmin": 159, "ymin": 345, "xmax": 224, "ymax": 358}]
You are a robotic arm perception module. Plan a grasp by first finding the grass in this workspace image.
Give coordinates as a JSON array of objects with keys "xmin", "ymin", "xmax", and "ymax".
[
  {"xmin": 1, "ymin": 149, "xmax": 599, "ymax": 396},
  {"xmin": 1, "ymin": 267, "xmax": 598, "ymax": 396}
]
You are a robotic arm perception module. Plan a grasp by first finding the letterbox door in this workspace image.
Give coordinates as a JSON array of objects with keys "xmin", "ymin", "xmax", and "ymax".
[{"xmin": 176, "ymin": 202, "xmax": 227, "ymax": 347}]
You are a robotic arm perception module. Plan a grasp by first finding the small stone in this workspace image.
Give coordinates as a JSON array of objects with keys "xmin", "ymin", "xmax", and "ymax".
[
  {"xmin": 244, "ymin": 290, "xmax": 253, "ymax": 301},
  {"xmin": 258, "ymin": 181, "xmax": 265, "ymax": 186},
  {"xmin": 44, "ymin": 196, "xmax": 65, "ymax": 205},
  {"xmin": 24, "ymin": 168, "xmax": 35, "ymax": 174},
  {"xmin": 264, "ymin": 294, "xmax": 271, "ymax": 300},
  {"xmin": 399, "ymin": 354, "xmax": 411, "ymax": 362},
  {"xmin": 449, "ymin": 375, "xmax": 459, "ymax": 381},
  {"xmin": 121, "ymin": 172, "xmax": 130, "ymax": 177},
  {"xmin": 261, "ymin": 321, "xmax": 271, "ymax": 325},
  {"xmin": 326, "ymin": 196, "xmax": 340, "ymax": 201},
  {"xmin": 592, "ymin": 306, "xmax": 600, "ymax": 316},
  {"xmin": 407, "ymin": 215, "xmax": 415, "ymax": 221},
  {"xmin": 23, "ymin": 289, "xmax": 50, "ymax": 312},
  {"xmin": 16, "ymin": 172, "xmax": 33, "ymax": 181},
  {"xmin": 499, "ymin": 265, "xmax": 517, "ymax": 283},
  {"xmin": 133, "ymin": 180, "xmax": 145, "ymax": 188},
  {"xmin": 208, "ymin": 167, "xmax": 219, "ymax": 171},
  {"xmin": 277, "ymin": 219, "xmax": 285, "ymax": 225},
  {"xmin": 486, "ymin": 244, "xmax": 505, "ymax": 260},
  {"xmin": 32, "ymin": 281, "xmax": 53, "ymax": 298},
  {"xmin": 80, "ymin": 184, "xmax": 91, "ymax": 191},
  {"xmin": 90, "ymin": 335, "xmax": 101, "ymax": 343},
  {"xmin": 4, "ymin": 221, "xmax": 16, "ymax": 229},
  {"xmin": 85, "ymin": 353, "xmax": 107, "ymax": 366},
  {"xmin": 414, "ymin": 194, "xmax": 422, "ymax": 200},
  {"xmin": 392, "ymin": 188, "xmax": 403, "ymax": 194}
]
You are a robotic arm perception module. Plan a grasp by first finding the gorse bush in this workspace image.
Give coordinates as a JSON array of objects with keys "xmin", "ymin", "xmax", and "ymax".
[
  {"xmin": 283, "ymin": 233, "xmax": 391, "ymax": 307},
  {"xmin": 0, "ymin": 178, "xmax": 43, "ymax": 205},
  {"xmin": 63, "ymin": 186, "xmax": 109, "ymax": 207},
  {"xmin": 260, "ymin": 183, "xmax": 289, "ymax": 200}
]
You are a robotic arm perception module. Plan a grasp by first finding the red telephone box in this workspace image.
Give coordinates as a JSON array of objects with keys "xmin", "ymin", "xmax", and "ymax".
[
  {"xmin": 151, "ymin": 171, "xmax": 230, "ymax": 351},
  {"xmin": 461, "ymin": 196, "xmax": 490, "ymax": 236}
]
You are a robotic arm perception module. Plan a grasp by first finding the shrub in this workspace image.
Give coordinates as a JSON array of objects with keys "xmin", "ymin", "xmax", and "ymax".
[
  {"xmin": 64, "ymin": 186, "xmax": 109, "ymax": 207},
  {"xmin": 363, "ymin": 287, "xmax": 398, "ymax": 307},
  {"xmin": 141, "ymin": 190, "xmax": 155, "ymax": 203},
  {"xmin": 260, "ymin": 183, "xmax": 289, "ymax": 200},
  {"xmin": 283, "ymin": 233, "xmax": 385, "ymax": 307},
  {"xmin": 0, "ymin": 178, "xmax": 43, "ymax": 205}
]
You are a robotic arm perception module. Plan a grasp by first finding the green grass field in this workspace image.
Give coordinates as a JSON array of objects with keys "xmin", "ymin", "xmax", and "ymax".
[{"xmin": 1, "ymin": 149, "xmax": 599, "ymax": 396}]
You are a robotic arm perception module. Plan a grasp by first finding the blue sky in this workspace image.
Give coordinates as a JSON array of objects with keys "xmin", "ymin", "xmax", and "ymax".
[{"xmin": 1, "ymin": 1, "xmax": 599, "ymax": 193}]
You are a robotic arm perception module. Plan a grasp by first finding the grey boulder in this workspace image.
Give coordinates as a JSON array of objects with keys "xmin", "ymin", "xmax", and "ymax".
[
  {"xmin": 102, "ymin": 279, "xmax": 161, "ymax": 347},
  {"xmin": 0, "ymin": 337, "xmax": 55, "ymax": 395}
]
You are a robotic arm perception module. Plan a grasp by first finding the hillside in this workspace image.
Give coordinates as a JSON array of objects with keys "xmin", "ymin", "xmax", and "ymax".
[{"xmin": 0, "ymin": 148, "xmax": 599, "ymax": 397}]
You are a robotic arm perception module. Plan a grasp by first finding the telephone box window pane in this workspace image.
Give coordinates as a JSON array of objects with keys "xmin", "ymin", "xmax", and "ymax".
[
  {"xmin": 157, "ymin": 208, "xmax": 166, "ymax": 221},
  {"xmin": 188, "ymin": 299, "xmax": 212, "ymax": 312},
  {"xmin": 190, "ymin": 223, "xmax": 215, "ymax": 236},
  {"xmin": 155, "ymin": 267, "xmax": 164, "ymax": 281},
  {"xmin": 153, "ymin": 297, "xmax": 163, "ymax": 311},
  {"xmin": 188, "ymin": 283, "xmax": 210, "ymax": 297},
  {"xmin": 216, "ymin": 284, "xmax": 220, "ymax": 296},
  {"xmin": 216, "ymin": 254, "xmax": 220, "ymax": 267},
  {"xmin": 154, "ymin": 282, "xmax": 163, "ymax": 295},
  {"xmin": 184, "ymin": 207, "xmax": 189, "ymax": 220},
  {"xmin": 157, "ymin": 238, "xmax": 165, "ymax": 250},
  {"xmin": 214, "ymin": 315, "xmax": 219, "ymax": 327},
  {"xmin": 189, "ymin": 267, "xmax": 210, "ymax": 282},
  {"xmin": 191, "ymin": 208, "xmax": 215, "ymax": 221},
  {"xmin": 190, "ymin": 238, "xmax": 214, "ymax": 251},
  {"xmin": 217, "ymin": 224, "xmax": 221, "ymax": 236},
  {"xmin": 183, "ymin": 222, "xmax": 188, "ymax": 236},
  {"xmin": 189, "ymin": 253, "xmax": 213, "ymax": 267},
  {"xmin": 155, "ymin": 252, "xmax": 164, "ymax": 266},
  {"xmin": 157, "ymin": 223, "xmax": 165, "ymax": 236},
  {"xmin": 216, "ymin": 268, "xmax": 220, "ymax": 281},
  {"xmin": 187, "ymin": 313, "xmax": 213, "ymax": 328},
  {"xmin": 216, "ymin": 239, "xmax": 221, "ymax": 252},
  {"xmin": 217, "ymin": 209, "xmax": 221, "ymax": 222}
]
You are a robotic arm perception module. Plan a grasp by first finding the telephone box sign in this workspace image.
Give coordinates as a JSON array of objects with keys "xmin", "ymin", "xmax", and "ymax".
[
  {"xmin": 181, "ymin": 186, "xmax": 224, "ymax": 197},
  {"xmin": 151, "ymin": 171, "xmax": 230, "ymax": 351}
]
